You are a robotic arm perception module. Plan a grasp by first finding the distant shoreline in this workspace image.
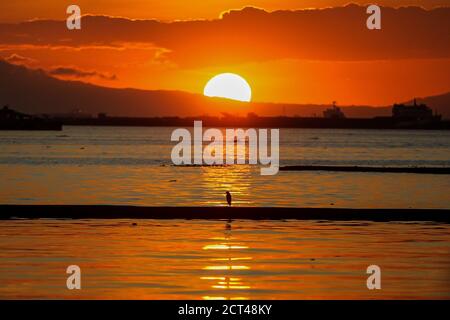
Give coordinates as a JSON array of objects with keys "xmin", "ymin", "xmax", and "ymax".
[
  {"xmin": 56, "ymin": 117, "xmax": 450, "ymax": 130},
  {"xmin": 0, "ymin": 205, "xmax": 448, "ymax": 223}
]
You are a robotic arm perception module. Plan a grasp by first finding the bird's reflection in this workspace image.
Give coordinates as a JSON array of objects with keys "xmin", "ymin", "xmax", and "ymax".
[{"xmin": 201, "ymin": 219, "xmax": 252, "ymax": 300}]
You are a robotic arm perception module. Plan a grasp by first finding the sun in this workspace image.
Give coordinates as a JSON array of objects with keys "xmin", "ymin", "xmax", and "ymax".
[{"xmin": 203, "ymin": 73, "xmax": 252, "ymax": 102}]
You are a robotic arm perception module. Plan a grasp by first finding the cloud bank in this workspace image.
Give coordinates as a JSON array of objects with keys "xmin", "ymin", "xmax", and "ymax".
[{"xmin": 0, "ymin": 5, "xmax": 448, "ymax": 68}]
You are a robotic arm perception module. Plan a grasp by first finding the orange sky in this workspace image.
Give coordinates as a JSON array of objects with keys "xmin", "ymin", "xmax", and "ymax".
[
  {"xmin": 0, "ymin": 1, "xmax": 449, "ymax": 106},
  {"xmin": 1, "ymin": 1, "xmax": 448, "ymax": 22}
]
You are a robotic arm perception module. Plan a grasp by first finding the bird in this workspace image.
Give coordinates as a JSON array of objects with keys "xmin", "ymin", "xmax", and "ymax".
[{"xmin": 225, "ymin": 191, "xmax": 232, "ymax": 207}]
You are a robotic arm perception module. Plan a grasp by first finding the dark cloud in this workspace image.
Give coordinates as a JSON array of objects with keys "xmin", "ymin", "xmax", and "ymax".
[
  {"xmin": 0, "ymin": 5, "xmax": 449, "ymax": 67},
  {"xmin": 47, "ymin": 66, "xmax": 117, "ymax": 80}
]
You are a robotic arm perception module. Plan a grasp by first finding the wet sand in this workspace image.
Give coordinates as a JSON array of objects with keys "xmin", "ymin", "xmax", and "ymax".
[{"xmin": 0, "ymin": 205, "xmax": 449, "ymax": 223}]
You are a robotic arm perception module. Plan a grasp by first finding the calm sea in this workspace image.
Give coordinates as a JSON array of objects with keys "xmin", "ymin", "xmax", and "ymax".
[
  {"xmin": 0, "ymin": 126, "xmax": 449, "ymax": 207},
  {"xmin": 0, "ymin": 219, "xmax": 449, "ymax": 299},
  {"xmin": 0, "ymin": 126, "xmax": 449, "ymax": 299}
]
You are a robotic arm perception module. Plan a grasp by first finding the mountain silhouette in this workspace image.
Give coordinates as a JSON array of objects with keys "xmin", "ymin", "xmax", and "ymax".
[{"xmin": 1, "ymin": 60, "xmax": 448, "ymax": 118}]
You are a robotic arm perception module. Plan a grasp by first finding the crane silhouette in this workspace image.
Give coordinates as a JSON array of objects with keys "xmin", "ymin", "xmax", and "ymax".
[{"xmin": 225, "ymin": 191, "xmax": 232, "ymax": 207}]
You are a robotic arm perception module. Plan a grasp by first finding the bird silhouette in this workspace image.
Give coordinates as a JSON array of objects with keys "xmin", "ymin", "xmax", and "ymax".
[{"xmin": 225, "ymin": 191, "xmax": 232, "ymax": 207}]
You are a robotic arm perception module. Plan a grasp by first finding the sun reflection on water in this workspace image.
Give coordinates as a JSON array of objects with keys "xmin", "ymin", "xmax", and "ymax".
[
  {"xmin": 200, "ymin": 163, "xmax": 253, "ymax": 206},
  {"xmin": 201, "ymin": 220, "xmax": 252, "ymax": 300}
]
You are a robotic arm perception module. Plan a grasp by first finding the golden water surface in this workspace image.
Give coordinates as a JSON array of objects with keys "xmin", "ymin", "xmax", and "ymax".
[{"xmin": 0, "ymin": 219, "xmax": 449, "ymax": 299}]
